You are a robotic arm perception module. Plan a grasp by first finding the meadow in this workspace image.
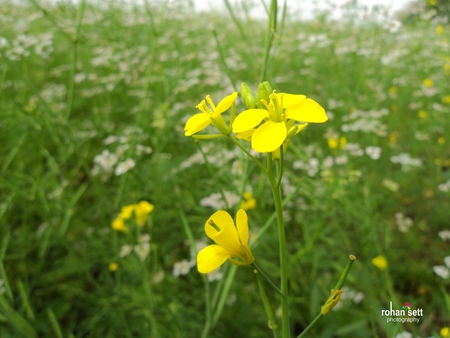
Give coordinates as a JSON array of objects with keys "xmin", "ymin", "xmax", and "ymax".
[{"xmin": 0, "ymin": 0, "xmax": 449, "ymax": 337}]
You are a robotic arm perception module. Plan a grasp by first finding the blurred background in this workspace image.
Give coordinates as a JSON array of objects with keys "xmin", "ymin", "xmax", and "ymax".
[{"xmin": 0, "ymin": 0, "xmax": 449, "ymax": 337}]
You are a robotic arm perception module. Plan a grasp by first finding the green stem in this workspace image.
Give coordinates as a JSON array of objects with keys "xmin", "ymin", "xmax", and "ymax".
[
  {"xmin": 227, "ymin": 135, "xmax": 267, "ymax": 173},
  {"xmin": 267, "ymin": 152, "xmax": 290, "ymax": 338},
  {"xmin": 254, "ymin": 269, "xmax": 279, "ymax": 338},
  {"xmin": 252, "ymin": 263, "xmax": 282, "ymax": 296},
  {"xmin": 260, "ymin": 0, "xmax": 278, "ymax": 82}
]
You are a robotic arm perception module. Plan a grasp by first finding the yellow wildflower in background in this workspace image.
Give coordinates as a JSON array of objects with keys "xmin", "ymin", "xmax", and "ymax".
[
  {"xmin": 111, "ymin": 201, "xmax": 154, "ymax": 232},
  {"xmin": 423, "ymin": 78, "xmax": 433, "ymax": 87},
  {"xmin": 232, "ymin": 91, "xmax": 327, "ymax": 153},
  {"xmin": 436, "ymin": 25, "xmax": 444, "ymax": 35},
  {"xmin": 443, "ymin": 96, "xmax": 450, "ymax": 105},
  {"xmin": 438, "ymin": 137, "xmax": 445, "ymax": 145},
  {"xmin": 418, "ymin": 110, "xmax": 428, "ymax": 119},
  {"xmin": 328, "ymin": 136, "xmax": 346, "ymax": 150},
  {"xmin": 112, "ymin": 217, "xmax": 128, "ymax": 232},
  {"xmin": 372, "ymin": 255, "xmax": 388, "ymax": 270},
  {"xmin": 240, "ymin": 191, "xmax": 256, "ymax": 210},
  {"xmin": 109, "ymin": 262, "xmax": 118, "ymax": 271},
  {"xmin": 184, "ymin": 92, "xmax": 237, "ymax": 137},
  {"xmin": 441, "ymin": 327, "xmax": 450, "ymax": 338},
  {"xmin": 197, "ymin": 209, "xmax": 254, "ymax": 274},
  {"xmin": 388, "ymin": 86, "xmax": 398, "ymax": 95}
]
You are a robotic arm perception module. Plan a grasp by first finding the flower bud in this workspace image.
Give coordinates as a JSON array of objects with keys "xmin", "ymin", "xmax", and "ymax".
[
  {"xmin": 256, "ymin": 81, "xmax": 273, "ymax": 107},
  {"xmin": 241, "ymin": 83, "xmax": 256, "ymax": 109}
]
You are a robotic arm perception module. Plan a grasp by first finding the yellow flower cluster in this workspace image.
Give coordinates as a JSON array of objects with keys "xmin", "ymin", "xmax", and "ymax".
[
  {"xmin": 111, "ymin": 201, "xmax": 154, "ymax": 232},
  {"xmin": 184, "ymin": 83, "xmax": 328, "ymax": 153}
]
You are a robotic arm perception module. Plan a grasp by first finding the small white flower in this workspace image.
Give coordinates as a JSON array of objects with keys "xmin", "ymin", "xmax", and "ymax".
[
  {"xmin": 439, "ymin": 230, "xmax": 450, "ymax": 240},
  {"xmin": 438, "ymin": 180, "xmax": 450, "ymax": 193},
  {"xmin": 395, "ymin": 212, "xmax": 413, "ymax": 233},
  {"xmin": 335, "ymin": 155, "xmax": 348, "ymax": 165},
  {"xmin": 444, "ymin": 256, "xmax": 450, "ymax": 269},
  {"xmin": 134, "ymin": 242, "xmax": 150, "ymax": 261},
  {"xmin": 207, "ymin": 268, "xmax": 223, "ymax": 282},
  {"xmin": 172, "ymin": 259, "xmax": 192, "ymax": 277},
  {"xmin": 395, "ymin": 332, "xmax": 412, "ymax": 338},
  {"xmin": 115, "ymin": 158, "xmax": 136, "ymax": 176},
  {"xmin": 119, "ymin": 245, "xmax": 133, "ymax": 258},
  {"xmin": 433, "ymin": 265, "xmax": 449, "ymax": 279},
  {"xmin": 365, "ymin": 146, "xmax": 381, "ymax": 160}
]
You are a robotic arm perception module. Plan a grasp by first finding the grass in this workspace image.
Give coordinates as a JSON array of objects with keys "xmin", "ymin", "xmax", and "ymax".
[{"xmin": 0, "ymin": 0, "xmax": 449, "ymax": 337}]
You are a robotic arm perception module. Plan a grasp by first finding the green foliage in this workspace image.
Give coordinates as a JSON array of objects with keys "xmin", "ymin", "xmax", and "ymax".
[{"xmin": 0, "ymin": 0, "xmax": 449, "ymax": 337}]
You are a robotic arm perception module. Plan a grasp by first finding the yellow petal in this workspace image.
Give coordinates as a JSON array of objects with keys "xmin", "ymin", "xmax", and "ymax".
[
  {"xmin": 119, "ymin": 205, "xmax": 135, "ymax": 220},
  {"xmin": 285, "ymin": 98, "xmax": 328, "ymax": 123},
  {"xmin": 111, "ymin": 218, "xmax": 128, "ymax": 232},
  {"xmin": 184, "ymin": 113, "xmax": 211, "ymax": 136},
  {"xmin": 197, "ymin": 245, "xmax": 229, "ymax": 274},
  {"xmin": 236, "ymin": 209, "xmax": 249, "ymax": 246},
  {"xmin": 236, "ymin": 129, "xmax": 255, "ymax": 141},
  {"xmin": 137, "ymin": 201, "xmax": 154, "ymax": 214},
  {"xmin": 232, "ymin": 109, "xmax": 269, "ymax": 133},
  {"xmin": 205, "ymin": 211, "xmax": 241, "ymax": 254},
  {"xmin": 214, "ymin": 92, "xmax": 238, "ymax": 114},
  {"xmin": 252, "ymin": 120, "xmax": 287, "ymax": 153},
  {"xmin": 279, "ymin": 93, "xmax": 306, "ymax": 109}
]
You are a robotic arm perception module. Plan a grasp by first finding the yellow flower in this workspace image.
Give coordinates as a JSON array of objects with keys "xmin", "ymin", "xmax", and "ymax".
[
  {"xmin": 109, "ymin": 262, "xmax": 118, "ymax": 271},
  {"xmin": 418, "ymin": 110, "xmax": 428, "ymax": 119},
  {"xmin": 232, "ymin": 91, "xmax": 327, "ymax": 153},
  {"xmin": 112, "ymin": 217, "xmax": 128, "ymax": 232},
  {"xmin": 423, "ymin": 78, "xmax": 433, "ymax": 87},
  {"xmin": 112, "ymin": 201, "xmax": 154, "ymax": 231},
  {"xmin": 134, "ymin": 201, "xmax": 155, "ymax": 226},
  {"xmin": 438, "ymin": 137, "xmax": 445, "ymax": 145},
  {"xmin": 184, "ymin": 92, "xmax": 238, "ymax": 137},
  {"xmin": 327, "ymin": 138, "xmax": 338, "ymax": 149},
  {"xmin": 441, "ymin": 327, "xmax": 450, "ymax": 338},
  {"xmin": 443, "ymin": 96, "xmax": 450, "ymax": 105},
  {"xmin": 240, "ymin": 191, "xmax": 256, "ymax": 210},
  {"xmin": 372, "ymin": 255, "xmax": 388, "ymax": 270},
  {"xmin": 436, "ymin": 25, "xmax": 444, "ymax": 35},
  {"xmin": 388, "ymin": 86, "xmax": 398, "ymax": 94},
  {"xmin": 197, "ymin": 209, "xmax": 254, "ymax": 274}
]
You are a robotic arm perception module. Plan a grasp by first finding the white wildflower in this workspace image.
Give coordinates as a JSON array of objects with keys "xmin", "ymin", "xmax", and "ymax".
[
  {"xmin": 439, "ymin": 230, "xmax": 450, "ymax": 240},
  {"xmin": 433, "ymin": 265, "xmax": 449, "ymax": 279},
  {"xmin": 115, "ymin": 158, "xmax": 136, "ymax": 176},
  {"xmin": 395, "ymin": 212, "xmax": 413, "ymax": 233},
  {"xmin": 119, "ymin": 245, "xmax": 133, "ymax": 258},
  {"xmin": 365, "ymin": 146, "xmax": 381, "ymax": 160},
  {"xmin": 172, "ymin": 259, "xmax": 192, "ymax": 277}
]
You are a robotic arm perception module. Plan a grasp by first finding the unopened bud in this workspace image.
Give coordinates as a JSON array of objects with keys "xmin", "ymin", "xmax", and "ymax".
[{"xmin": 241, "ymin": 83, "xmax": 256, "ymax": 109}]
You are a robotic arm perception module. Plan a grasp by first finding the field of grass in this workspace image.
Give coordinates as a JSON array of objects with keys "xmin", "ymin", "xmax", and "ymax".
[{"xmin": 0, "ymin": 0, "xmax": 449, "ymax": 337}]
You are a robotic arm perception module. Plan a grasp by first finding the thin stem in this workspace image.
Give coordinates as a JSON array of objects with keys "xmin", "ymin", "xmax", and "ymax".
[
  {"xmin": 252, "ymin": 263, "xmax": 282, "ymax": 296},
  {"xmin": 254, "ymin": 269, "xmax": 279, "ymax": 338},
  {"xmin": 227, "ymin": 135, "xmax": 267, "ymax": 173},
  {"xmin": 260, "ymin": 0, "xmax": 278, "ymax": 82},
  {"xmin": 267, "ymin": 153, "xmax": 290, "ymax": 338}
]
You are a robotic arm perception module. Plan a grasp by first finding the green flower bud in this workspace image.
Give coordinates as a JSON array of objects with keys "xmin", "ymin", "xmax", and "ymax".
[
  {"xmin": 241, "ymin": 83, "xmax": 256, "ymax": 109},
  {"xmin": 256, "ymin": 81, "xmax": 273, "ymax": 108}
]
